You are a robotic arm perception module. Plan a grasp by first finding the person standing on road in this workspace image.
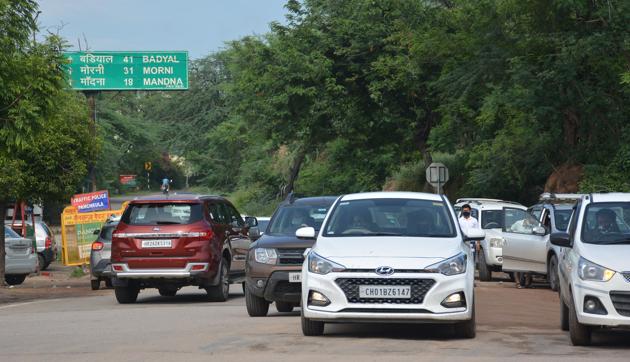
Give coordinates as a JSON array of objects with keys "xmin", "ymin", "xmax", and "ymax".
[
  {"xmin": 458, "ymin": 204, "xmax": 480, "ymax": 254},
  {"xmin": 161, "ymin": 177, "xmax": 170, "ymax": 194}
]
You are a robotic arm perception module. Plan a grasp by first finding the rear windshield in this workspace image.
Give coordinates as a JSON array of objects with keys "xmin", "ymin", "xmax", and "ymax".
[
  {"xmin": 481, "ymin": 210, "xmax": 503, "ymax": 229},
  {"xmin": 4, "ymin": 227, "xmax": 20, "ymax": 238},
  {"xmin": 268, "ymin": 205, "xmax": 331, "ymax": 236},
  {"xmin": 122, "ymin": 203, "xmax": 203, "ymax": 225}
]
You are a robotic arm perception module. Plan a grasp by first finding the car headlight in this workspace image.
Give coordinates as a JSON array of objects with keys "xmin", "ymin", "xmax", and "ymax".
[
  {"xmin": 427, "ymin": 252, "xmax": 467, "ymax": 276},
  {"xmin": 307, "ymin": 252, "xmax": 345, "ymax": 274},
  {"xmin": 254, "ymin": 248, "xmax": 277, "ymax": 265},
  {"xmin": 578, "ymin": 257, "xmax": 615, "ymax": 282},
  {"xmin": 489, "ymin": 237, "xmax": 505, "ymax": 248}
]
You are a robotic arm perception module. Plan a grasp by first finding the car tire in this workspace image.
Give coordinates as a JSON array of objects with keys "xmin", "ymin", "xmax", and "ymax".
[
  {"xmin": 158, "ymin": 288, "xmax": 177, "ymax": 297},
  {"xmin": 91, "ymin": 279, "xmax": 100, "ymax": 291},
  {"xmin": 569, "ymin": 297, "xmax": 591, "ymax": 346},
  {"xmin": 276, "ymin": 301, "xmax": 294, "ymax": 313},
  {"xmin": 5, "ymin": 274, "xmax": 27, "ymax": 286},
  {"xmin": 38, "ymin": 254, "xmax": 46, "ymax": 271},
  {"xmin": 548, "ymin": 255, "xmax": 559, "ymax": 292},
  {"xmin": 455, "ymin": 305, "xmax": 476, "ymax": 339},
  {"xmin": 114, "ymin": 285, "xmax": 139, "ymax": 304},
  {"xmin": 301, "ymin": 308, "xmax": 324, "ymax": 336},
  {"xmin": 560, "ymin": 295, "xmax": 569, "ymax": 331},
  {"xmin": 245, "ymin": 285, "xmax": 269, "ymax": 317},
  {"xmin": 477, "ymin": 249, "xmax": 492, "ymax": 282},
  {"xmin": 206, "ymin": 259, "xmax": 229, "ymax": 302}
]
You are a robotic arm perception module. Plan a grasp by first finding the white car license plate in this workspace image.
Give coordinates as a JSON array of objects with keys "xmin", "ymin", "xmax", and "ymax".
[
  {"xmin": 289, "ymin": 272, "xmax": 302, "ymax": 283},
  {"xmin": 141, "ymin": 239, "xmax": 172, "ymax": 248},
  {"xmin": 359, "ymin": 285, "xmax": 411, "ymax": 298}
]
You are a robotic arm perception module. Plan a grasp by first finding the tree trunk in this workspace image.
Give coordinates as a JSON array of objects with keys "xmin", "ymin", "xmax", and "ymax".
[
  {"xmin": 282, "ymin": 147, "xmax": 307, "ymax": 199},
  {"xmin": 0, "ymin": 200, "xmax": 6, "ymax": 286}
]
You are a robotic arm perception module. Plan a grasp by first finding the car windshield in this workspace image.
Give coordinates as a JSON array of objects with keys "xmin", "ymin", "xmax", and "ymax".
[
  {"xmin": 122, "ymin": 203, "xmax": 203, "ymax": 225},
  {"xmin": 554, "ymin": 209, "xmax": 572, "ymax": 231},
  {"xmin": 4, "ymin": 227, "xmax": 20, "ymax": 238},
  {"xmin": 481, "ymin": 210, "xmax": 503, "ymax": 229},
  {"xmin": 267, "ymin": 205, "xmax": 330, "ymax": 236},
  {"xmin": 323, "ymin": 198, "xmax": 456, "ymax": 237},
  {"xmin": 258, "ymin": 219, "xmax": 270, "ymax": 233},
  {"xmin": 581, "ymin": 202, "xmax": 630, "ymax": 244}
]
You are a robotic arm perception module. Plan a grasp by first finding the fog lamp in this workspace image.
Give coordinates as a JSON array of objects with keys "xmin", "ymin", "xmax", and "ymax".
[
  {"xmin": 256, "ymin": 279, "xmax": 265, "ymax": 288},
  {"xmin": 583, "ymin": 296, "xmax": 607, "ymax": 315},
  {"xmin": 441, "ymin": 292, "xmax": 466, "ymax": 308},
  {"xmin": 308, "ymin": 290, "xmax": 331, "ymax": 307}
]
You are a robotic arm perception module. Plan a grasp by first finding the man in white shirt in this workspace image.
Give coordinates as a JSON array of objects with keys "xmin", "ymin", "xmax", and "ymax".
[{"xmin": 458, "ymin": 204, "xmax": 480, "ymax": 253}]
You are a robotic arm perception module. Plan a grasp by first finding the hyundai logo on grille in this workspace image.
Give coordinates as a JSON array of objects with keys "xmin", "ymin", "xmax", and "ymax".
[{"xmin": 375, "ymin": 266, "xmax": 395, "ymax": 276}]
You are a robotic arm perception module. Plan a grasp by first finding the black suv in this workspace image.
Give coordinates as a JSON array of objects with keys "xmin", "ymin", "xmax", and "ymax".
[{"xmin": 244, "ymin": 195, "xmax": 337, "ymax": 316}]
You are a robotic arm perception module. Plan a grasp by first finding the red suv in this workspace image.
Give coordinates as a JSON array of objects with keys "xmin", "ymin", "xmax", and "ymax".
[{"xmin": 111, "ymin": 194, "xmax": 256, "ymax": 304}]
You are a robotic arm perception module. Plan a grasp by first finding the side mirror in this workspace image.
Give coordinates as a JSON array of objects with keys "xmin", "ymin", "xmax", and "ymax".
[
  {"xmin": 550, "ymin": 232, "xmax": 571, "ymax": 248},
  {"xmin": 249, "ymin": 227, "xmax": 261, "ymax": 241},
  {"xmin": 296, "ymin": 226, "xmax": 316, "ymax": 239},
  {"xmin": 93, "ymin": 229, "xmax": 100, "ymax": 235},
  {"xmin": 244, "ymin": 216, "xmax": 258, "ymax": 228},
  {"xmin": 463, "ymin": 228, "xmax": 485, "ymax": 241},
  {"xmin": 532, "ymin": 226, "xmax": 546, "ymax": 236}
]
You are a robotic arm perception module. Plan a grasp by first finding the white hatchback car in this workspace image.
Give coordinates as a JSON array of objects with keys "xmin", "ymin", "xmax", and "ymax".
[
  {"xmin": 298, "ymin": 192, "xmax": 484, "ymax": 337},
  {"xmin": 552, "ymin": 193, "xmax": 630, "ymax": 345}
]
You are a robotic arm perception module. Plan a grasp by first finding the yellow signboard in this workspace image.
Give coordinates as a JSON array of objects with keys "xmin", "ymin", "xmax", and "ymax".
[{"xmin": 60, "ymin": 202, "xmax": 128, "ymax": 266}]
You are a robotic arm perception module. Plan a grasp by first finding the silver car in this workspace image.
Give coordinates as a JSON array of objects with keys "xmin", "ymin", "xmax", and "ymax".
[
  {"xmin": 4, "ymin": 227, "xmax": 38, "ymax": 285},
  {"xmin": 89, "ymin": 222, "xmax": 117, "ymax": 290}
]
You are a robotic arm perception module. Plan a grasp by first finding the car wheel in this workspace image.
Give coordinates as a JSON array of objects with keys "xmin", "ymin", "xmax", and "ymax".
[
  {"xmin": 245, "ymin": 287, "xmax": 270, "ymax": 317},
  {"xmin": 206, "ymin": 259, "xmax": 229, "ymax": 302},
  {"xmin": 275, "ymin": 301, "xmax": 294, "ymax": 313},
  {"xmin": 569, "ymin": 297, "xmax": 591, "ymax": 346},
  {"xmin": 477, "ymin": 249, "xmax": 492, "ymax": 282},
  {"xmin": 90, "ymin": 279, "xmax": 100, "ymax": 291},
  {"xmin": 158, "ymin": 288, "xmax": 177, "ymax": 297},
  {"xmin": 455, "ymin": 304, "xmax": 476, "ymax": 339},
  {"xmin": 5, "ymin": 274, "xmax": 27, "ymax": 285},
  {"xmin": 560, "ymin": 295, "xmax": 569, "ymax": 331},
  {"xmin": 114, "ymin": 285, "xmax": 139, "ymax": 304},
  {"xmin": 301, "ymin": 308, "xmax": 324, "ymax": 336},
  {"xmin": 38, "ymin": 254, "xmax": 46, "ymax": 271},
  {"xmin": 548, "ymin": 255, "xmax": 559, "ymax": 292}
]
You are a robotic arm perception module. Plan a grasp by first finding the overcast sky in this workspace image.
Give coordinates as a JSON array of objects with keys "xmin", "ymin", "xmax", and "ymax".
[{"xmin": 37, "ymin": 0, "xmax": 288, "ymax": 59}]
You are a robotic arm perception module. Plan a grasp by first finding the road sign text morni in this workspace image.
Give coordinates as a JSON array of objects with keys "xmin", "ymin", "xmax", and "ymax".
[{"xmin": 63, "ymin": 51, "xmax": 188, "ymax": 90}]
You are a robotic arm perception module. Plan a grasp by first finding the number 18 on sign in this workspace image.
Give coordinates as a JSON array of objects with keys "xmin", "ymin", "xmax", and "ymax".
[{"xmin": 63, "ymin": 51, "xmax": 188, "ymax": 90}]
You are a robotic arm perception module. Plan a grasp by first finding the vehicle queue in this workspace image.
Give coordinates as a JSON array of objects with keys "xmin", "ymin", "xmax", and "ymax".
[{"xmin": 92, "ymin": 190, "xmax": 630, "ymax": 347}]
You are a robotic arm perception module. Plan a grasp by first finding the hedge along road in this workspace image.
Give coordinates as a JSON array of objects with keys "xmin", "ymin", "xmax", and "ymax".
[{"xmin": 0, "ymin": 281, "xmax": 628, "ymax": 361}]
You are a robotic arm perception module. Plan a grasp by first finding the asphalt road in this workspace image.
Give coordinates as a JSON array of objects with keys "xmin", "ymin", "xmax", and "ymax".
[{"xmin": 1, "ymin": 280, "xmax": 629, "ymax": 361}]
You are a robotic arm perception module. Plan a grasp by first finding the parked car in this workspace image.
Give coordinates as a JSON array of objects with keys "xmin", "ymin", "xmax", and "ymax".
[
  {"xmin": 4, "ymin": 227, "xmax": 38, "ymax": 285},
  {"xmin": 453, "ymin": 199, "xmax": 527, "ymax": 281},
  {"xmin": 4, "ymin": 220, "xmax": 56, "ymax": 271},
  {"xmin": 551, "ymin": 193, "xmax": 630, "ymax": 346},
  {"xmin": 524, "ymin": 193, "xmax": 582, "ymax": 290},
  {"xmin": 111, "ymin": 194, "xmax": 256, "ymax": 304},
  {"xmin": 501, "ymin": 193, "xmax": 582, "ymax": 288},
  {"xmin": 90, "ymin": 220, "xmax": 118, "ymax": 290},
  {"xmin": 245, "ymin": 196, "xmax": 336, "ymax": 316},
  {"xmin": 299, "ymin": 192, "xmax": 484, "ymax": 337}
]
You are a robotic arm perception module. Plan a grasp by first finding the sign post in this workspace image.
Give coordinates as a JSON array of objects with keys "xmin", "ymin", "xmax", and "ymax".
[
  {"xmin": 144, "ymin": 161, "xmax": 152, "ymax": 191},
  {"xmin": 426, "ymin": 163, "xmax": 449, "ymax": 194}
]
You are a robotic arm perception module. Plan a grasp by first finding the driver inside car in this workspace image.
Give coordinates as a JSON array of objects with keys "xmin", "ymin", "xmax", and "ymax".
[{"xmin": 595, "ymin": 208, "xmax": 619, "ymax": 234}]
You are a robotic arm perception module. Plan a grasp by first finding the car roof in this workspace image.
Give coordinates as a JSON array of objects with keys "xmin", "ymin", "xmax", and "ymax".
[
  {"xmin": 589, "ymin": 193, "xmax": 630, "ymax": 203},
  {"xmin": 129, "ymin": 193, "xmax": 226, "ymax": 203},
  {"xmin": 454, "ymin": 199, "xmax": 525, "ymax": 209},
  {"xmin": 340, "ymin": 191, "xmax": 443, "ymax": 202},
  {"xmin": 281, "ymin": 196, "xmax": 338, "ymax": 206}
]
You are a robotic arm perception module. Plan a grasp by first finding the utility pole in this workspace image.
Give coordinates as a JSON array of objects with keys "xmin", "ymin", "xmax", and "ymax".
[{"xmin": 84, "ymin": 91, "xmax": 98, "ymax": 191}]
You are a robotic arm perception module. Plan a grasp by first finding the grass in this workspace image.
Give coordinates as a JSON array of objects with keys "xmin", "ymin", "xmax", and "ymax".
[{"xmin": 70, "ymin": 267, "xmax": 87, "ymax": 278}]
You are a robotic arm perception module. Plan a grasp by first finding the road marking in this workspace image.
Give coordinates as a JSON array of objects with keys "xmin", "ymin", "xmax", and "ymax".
[{"xmin": 0, "ymin": 299, "xmax": 58, "ymax": 311}]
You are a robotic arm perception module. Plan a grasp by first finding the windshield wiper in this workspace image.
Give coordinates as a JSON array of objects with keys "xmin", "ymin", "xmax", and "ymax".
[{"xmin": 364, "ymin": 232, "xmax": 403, "ymax": 236}]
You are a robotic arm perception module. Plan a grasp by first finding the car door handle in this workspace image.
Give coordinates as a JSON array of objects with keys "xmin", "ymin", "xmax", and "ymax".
[{"xmin": 233, "ymin": 255, "xmax": 246, "ymax": 261}]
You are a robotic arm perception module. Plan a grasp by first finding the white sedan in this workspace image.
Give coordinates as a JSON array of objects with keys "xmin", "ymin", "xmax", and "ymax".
[{"xmin": 298, "ymin": 191, "xmax": 484, "ymax": 337}]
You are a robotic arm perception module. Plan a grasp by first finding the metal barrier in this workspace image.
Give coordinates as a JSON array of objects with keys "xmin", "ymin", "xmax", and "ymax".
[{"xmin": 60, "ymin": 203, "xmax": 127, "ymax": 266}]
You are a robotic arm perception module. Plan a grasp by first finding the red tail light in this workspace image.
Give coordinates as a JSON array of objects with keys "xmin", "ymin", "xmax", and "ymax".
[
  {"xmin": 45, "ymin": 237, "xmax": 52, "ymax": 249},
  {"xmin": 92, "ymin": 241, "xmax": 104, "ymax": 251}
]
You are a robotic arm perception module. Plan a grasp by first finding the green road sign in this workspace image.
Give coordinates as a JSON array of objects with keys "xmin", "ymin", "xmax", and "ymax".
[{"xmin": 63, "ymin": 51, "xmax": 188, "ymax": 90}]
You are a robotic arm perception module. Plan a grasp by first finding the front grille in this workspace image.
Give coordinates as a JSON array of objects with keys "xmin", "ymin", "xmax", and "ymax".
[
  {"xmin": 335, "ymin": 278, "xmax": 435, "ymax": 304},
  {"xmin": 339, "ymin": 308, "xmax": 432, "ymax": 314},
  {"xmin": 273, "ymin": 281, "xmax": 301, "ymax": 294},
  {"xmin": 277, "ymin": 248, "xmax": 306, "ymax": 265},
  {"xmin": 622, "ymin": 272, "xmax": 630, "ymax": 283},
  {"xmin": 610, "ymin": 291, "xmax": 630, "ymax": 317}
]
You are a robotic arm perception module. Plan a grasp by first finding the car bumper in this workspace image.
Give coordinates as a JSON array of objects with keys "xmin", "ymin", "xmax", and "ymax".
[
  {"xmin": 90, "ymin": 259, "xmax": 112, "ymax": 279},
  {"xmin": 247, "ymin": 270, "xmax": 302, "ymax": 303},
  {"xmin": 573, "ymin": 274, "xmax": 630, "ymax": 327},
  {"xmin": 486, "ymin": 246, "xmax": 503, "ymax": 266},
  {"xmin": 5, "ymin": 254, "xmax": 38, "ymax": 275},
  {"xmin": 302, "ymin": 270, "xmax": 474, "ymax": 323},
  {"xmin": 111, "ymin": 262, "xmax": 210, "ymax": 279}
]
